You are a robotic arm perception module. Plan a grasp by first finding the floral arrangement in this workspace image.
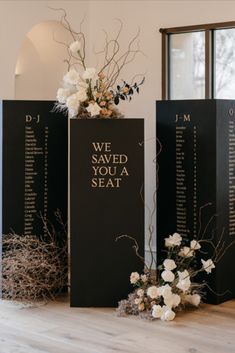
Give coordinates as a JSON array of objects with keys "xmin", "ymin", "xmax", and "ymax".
[
  {"xmin": 117, "ymin": 232, "xmax": 216, "ymax": 321},
  {"xmin": 55, "ymin": 11, "xmax": 144, "ymax": 119}
]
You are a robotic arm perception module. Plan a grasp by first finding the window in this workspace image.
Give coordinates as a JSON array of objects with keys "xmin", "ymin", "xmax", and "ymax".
[{"xmin": 161, "ymin": 21, "xmax": 235, "ymax": 100}]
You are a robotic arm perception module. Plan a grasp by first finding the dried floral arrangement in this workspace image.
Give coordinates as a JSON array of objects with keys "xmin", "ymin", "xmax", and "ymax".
[
  {"xmin": 2, "ymin": 211, "xmax": 67, "ymax": 302},
  {"xmin": 117, "ymin": 141, "xmax": 235, "ymax": 321},
  {"xmin": 54, "ymin": 9, "xmax": 145, "ymax": 119}
]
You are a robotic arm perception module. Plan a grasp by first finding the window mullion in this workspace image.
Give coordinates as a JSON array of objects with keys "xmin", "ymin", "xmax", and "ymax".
[{"xmin": 205, "ymin": 29, "xmax": 213, "ymax": 98}]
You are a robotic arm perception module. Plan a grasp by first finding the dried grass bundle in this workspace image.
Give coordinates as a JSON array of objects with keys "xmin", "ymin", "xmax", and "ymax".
[{"xmin": 2, "ymin": 216, "xmax": 67, "ymax": 302}]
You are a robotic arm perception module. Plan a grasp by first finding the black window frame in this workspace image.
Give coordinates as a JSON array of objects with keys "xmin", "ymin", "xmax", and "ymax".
[{"xmin": 160, "ymin": 21, "xmax": 235, "ymax": 100}]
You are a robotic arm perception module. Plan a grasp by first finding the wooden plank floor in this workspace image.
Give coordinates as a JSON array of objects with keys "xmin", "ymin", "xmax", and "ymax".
[{"xmin": 0, "ymin": 297, "xmax": 234, "ymax": 353}]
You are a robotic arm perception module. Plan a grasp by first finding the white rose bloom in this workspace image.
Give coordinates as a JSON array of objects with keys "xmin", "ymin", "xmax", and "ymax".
[
  {"xmin": 190, "ymin": 240, "xmax": 201, "ymax": 250},
  {"xmin": 76, "ymin": 89, "xmax": 88, "ymax": 102},
  {"xmin": 56, "ymin": 88, "xmax": 72, "ymax": 104},
  {"xmin": 83, "ymin": 67, "xmax": 97, "ymax": 80},
  {"xmin": 176, "ymin": 270, "xmax": 191, "ymax": 292},
  {"xmin": 130, "ymin": 272, "xmax": 140, "ymax": 284},
  {"xmin": 141, "ymin": 274, "xmax": 148, "ymax": 283},
  {"xmin": 152, "ymin": 305, "xmax": 163, "ymax": 319},
  {"xmin": 160, "ymin": 306, "xmax": 176, "ymax": 321},
  {"xmin": 66, "ymin": 93, "xmax": 80, "ymax": 117},
  {"xmin": 69, "ymin": 40, "xmax": 81, "ymax": 53},
  {"xmin": 178, "ymin": 246, "xmax": 194, "ymax": 258},
  {"xmin": 86, "ymin": 102, "xmax": 102, "ymax": 117},
  {"xmin": 147, "ymin": 286, "xmax": 159, "ymax": 299},
  {"xmin": 201, "ymin": 259, "xmax": 215, "ymax": 274},
  {"xmin": 63, "ymin": 69, "xmax": 80, "ymax": 85},
  {"xmin": 161, "ymin": 270, "xmax": 175, "ymax": 283},
  {"xmin": 137, "ymin": 289, "xmax": 144, "ymax": 297},
  {"xmin": 164, "ymin": 293, "xmax": 181, "ymax": 309},
  {"xmin": 186, "ymin": 294, "xmax": 201, "ymax": 306},
  {"xmin": 165, "ymin": 233, "xmax": 182, "ymax": 247},
  {"xmin": 163, "ymin": 259, "xmax": 177, "ymax": 271},
  {"xmin": 76, "ymin": 80, "xmax": 89, "ymax": 90},
  {"xmin": 161, "ymin": 284, "xmax": 172, "ymax": 299}
]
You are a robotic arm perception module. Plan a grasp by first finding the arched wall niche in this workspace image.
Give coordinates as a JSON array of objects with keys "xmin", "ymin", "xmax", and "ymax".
[{"xmin": 15, "ymin": 20, "xmax": 72, "ymax": 100}]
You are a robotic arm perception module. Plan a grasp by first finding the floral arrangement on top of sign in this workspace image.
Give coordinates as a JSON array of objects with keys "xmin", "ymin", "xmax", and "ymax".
[{"xmin": 54, "ymin": 9, "xmax": 145, "ymax": 119}]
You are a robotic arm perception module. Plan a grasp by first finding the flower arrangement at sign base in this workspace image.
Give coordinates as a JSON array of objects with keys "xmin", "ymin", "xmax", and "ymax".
[
  {"xmin": 55, "ymin": 10, "xmax": 145, "ymax": 119},
  {"xmin": 117, "ymin": 232, "xmax": 216, "ymax": 321}
]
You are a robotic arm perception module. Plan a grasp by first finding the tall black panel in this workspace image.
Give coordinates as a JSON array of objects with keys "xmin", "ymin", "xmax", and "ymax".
[
  {"xmin": 70, "ymin": 119, "xmax": 144, "ymax": 307},
  {"xmin": 157, "ymin": 100, "xmax": 235, "ymax": 304}
]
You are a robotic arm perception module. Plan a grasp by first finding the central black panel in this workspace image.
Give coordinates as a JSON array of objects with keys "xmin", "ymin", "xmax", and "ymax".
[{"xmin": 70, "ymin": 119, "xmax": 144, "ymax": 307}]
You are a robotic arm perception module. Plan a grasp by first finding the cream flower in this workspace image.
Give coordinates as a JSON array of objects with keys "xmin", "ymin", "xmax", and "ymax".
[
  {"xmin": 130, "ymin": 272, "xmax": 140, "ymax": 284},
  {"xmin": 147, "ymin": 286, "xmax": 159, "ymax": 299},
  {"xmin": 190, "ymin": 240, "xmax": 201, "ymax": 250},
  {"xmin": 152, "ymin": 305, "xmax": 163, "ymax": 319},
  {"xmin": 201, "ymin": 259, "xmax": 215, "ymax": 274},
  {"xmin": 186, "ymin": 294, "xmax": 201, "ymax": 307},
  {"xmin": 160, "ymin": 306, "xmax": 176, "ymax": 321},
  {"xmin": 83, "ymin": 67, "xmax": 97, "ymax": 80},
  {"xmin": 76, "ymin": 80, "xmax": 89, "ymax": 90},
  {"xmin": 161, "ymin": 270, "xmax": 175, "ymax": 283},
  {"xmin": 138, "ymin": 303, "xmax": 145, "ymax": 311},
  {"xmin": 66, "ymin": 93, "xmax": 80, "ymax": 117},
  {"xmin": 76, "ymin": 89, "xmax": 88, "ymax": 102},
  {"xmin": 141, "ymin": 274, "xmax": 148, "ymax": 283},
  {"xmin": 165, "ymin": 233, "xmax": 182, "ymax": 247},
  {"xmin": 137, "ymin": 289, "xmax": 144, "ymax": 297},
  {"xmin": 178, "ymin": 246, "xmax": 194, "ymax": 258},
  {"xmin": 86, "ymin": 102, "xmax": 102, "ymax": 117},
  {"xmin": 134, "ymin": 297, "xmax": 142, "ymax": 305},
  {"xmin": 63, "ymin": 69, "xmax": 80, "ymax": 85},
  {"xmin": 176, "ymin": 270, "xmax": 191, "ymax": 292},
  {"xmin": 164, "ymin": 293, "xmax": 181, "ymax": 308},
  {"xmin": 69, "ymin": 40, "xmax": 81, "ymax": 53},
  {"xmin": 163, "ymin": 259, "xmax": 177, "ymax": 271},
  {"xmin": 56, "ymin": 88, "xmax": 72, "ymax": 104},
  {"xmin": 160, "ymin": 284, "xmax": 172, "ymax": 299}
]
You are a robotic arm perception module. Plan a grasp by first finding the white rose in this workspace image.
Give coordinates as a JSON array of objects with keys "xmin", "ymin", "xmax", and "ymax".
[
  {"xmin": 178, "ymin": 246, "xmax": 194, "ymax": 258},
  {"xmin": 160, "ymin": 306, "xmax": 176, "ymax": 321},
  {"xmin": 137, "ymin": 289, "xmax": 144, "ymax": 297},
  {"xmin": 141, "ymin": 274, "xmax": 148, "ymax": 283},
  {"xmin": 69, "ymin": 40, "xmax": 81, "ymax": 53},
  {"xmin": 176, "ymin": 270, "xmax": 191, "ymax": 292},
  {"xmin": 86, "ymin": 102, "xmax": 102, "ymax": 117},
  {"xmin": 190, "ymin": 240, "xmax": 201, "ymax": 250},
  {"xmin": 161, "ymin": 284, "xmax": 172, "ymax": 299},
  {"xmin": 186, "ymin": 294, "xmax": 201, "ymax": 306},
  {"xmin": 163, "ymin": 259, "xmax": 177, "ymax": 271},
  {"xmin": 76, "ymin": 80, "xmax": 89, "ymax": 90},
  {"xmin": 161, "ymin": 270, "xmax": 175, "ymax": 283},
  {"xmin": 165, "ymin": 233, "xmax": 182, "ymax": 247},
  {"xmin": 130, "ymin": 272, "xmax": 140, "ymax": 284},
  {"xmin": 63, "ymin": 69, "xmax": 80, "ymax": 85},
  {"xmin": 56, "ymin": 88, "xmax": 72, "ymax": 104},
  {"xmin": 152, "ymin": 305, "xmax": 163, "ymax": 319},
  {"xmin": 164, "ymin": 293, "xmax": 181, "ymax": 309},
  {"xmin": 76, "ymin": 89, "xmax": 88, "ymax": 102},
  {"xmin": 201, "ymin": 259, "xmax": 215, "ymax": 274},
  {"xmin": 147, "ymin": 286, "xmax": 159, "ymax": 299},
  {"xmin": 66, "ymin": 93, "xmax": 80, "ymax": 117},
  {"xmin": 83, "ymin": 67, "xmax": 97, "ymax": 80}
]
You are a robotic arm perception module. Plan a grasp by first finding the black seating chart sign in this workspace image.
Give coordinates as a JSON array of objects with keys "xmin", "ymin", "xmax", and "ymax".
[
  {"xmin": 70, "ymin": 119, "xmax": 144, "ymax": 307},
  {"xmin": 157, "ymin": 100, "xmax": 235, "ymax": 304},
  {"xmin": 1, "ymin": 100, "xmax": 68, "ymax": 238}
]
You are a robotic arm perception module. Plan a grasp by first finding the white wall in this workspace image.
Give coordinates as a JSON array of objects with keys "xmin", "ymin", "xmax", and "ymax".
[{"xmin": 1, "ymin": 0, "xmax": 235, "ymax": 256}]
